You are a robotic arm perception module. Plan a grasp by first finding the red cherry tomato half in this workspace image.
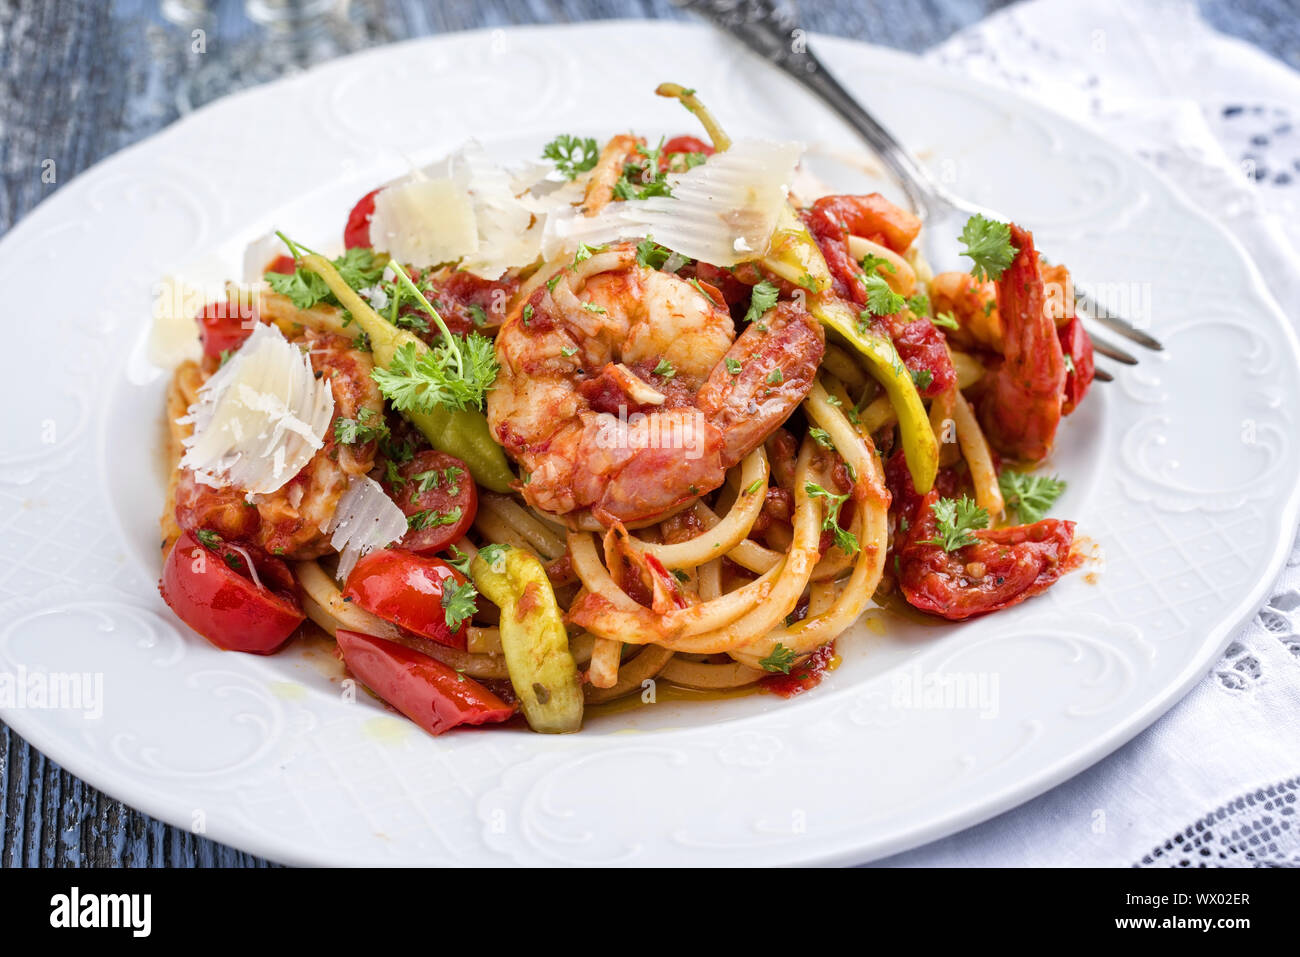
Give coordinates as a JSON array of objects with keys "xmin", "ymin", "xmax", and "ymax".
[
  {"xmin": 196, "ymin": 300, "xmax": 257, "ymax": 359},
  {"xmin": 343, "ymin": 549, "xmax": 472, "ymax": 649},
  {"xmin": 335, "ymin": 630, "xmax": 515, "ymax": 736},
  {"xmin": 385, "ymin": 451, "xmax": 477, "ymax": 554},
  {"xmin": 659, "ymin": 135, "xmax": 715, "ymax": 169},
  {"xmin": 343, "ymin": 188, "xmax": 381, "ymax": 249},
  {"xmin": 159, "ymin": 530, "xmax": 304, "ymax": 654},
  {"xmin": 265, "ymin": 255, "xmax": 297, "ymax": 275}
]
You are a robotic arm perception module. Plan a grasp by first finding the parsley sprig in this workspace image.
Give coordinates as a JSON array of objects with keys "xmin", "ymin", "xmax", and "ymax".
[
  {"xmin": 265, "ymin": 243, "xmax": 386, "ymax": 311},
  {"xmin": 922, "ymin": 495, "xmax": 990, "ymax": 551},
  {"xmin": 759, "ymin": 643, "xmax": 798, "ymax": 674},
  {"xmin": 613, "ymin": 139, "xmax": 674, "ymax": 200},
  {"xmin": 959, "ymin": 214, "xmax": 1019, "ymax": 282},
  {"xmin": 998, "ymin": 470, "xmax": 1067, "ymax": 524},
  {"xmin": 805, "ymin": 482, "xmax": 860, "ymax": 556},
  {"xmin": 367, "ymin": 260, "xmax": 498, "ymax": 413},
  {"xmin": 860, "ymin": 273, "xmax": 906, "ymax": 318},
  {"xmin": 541, "ymin": 134, "xmax": 599, "ymax": 180}
]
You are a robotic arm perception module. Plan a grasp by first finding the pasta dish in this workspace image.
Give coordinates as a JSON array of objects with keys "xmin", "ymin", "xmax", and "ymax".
[{"xmin": 156, "ymin": 85, "xmax": 1094, "ymax": 735}]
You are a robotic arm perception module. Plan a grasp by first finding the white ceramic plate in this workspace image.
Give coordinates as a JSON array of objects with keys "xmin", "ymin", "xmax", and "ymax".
[{"xmin": 1, "ymin": 22, "xmax": 1296, "ymax": 866}]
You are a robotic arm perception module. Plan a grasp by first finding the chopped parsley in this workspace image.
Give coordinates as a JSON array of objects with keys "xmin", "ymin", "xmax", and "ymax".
[
  {"xmin": 445, "ymin": 545, "xmax": 473, "ymax": 576},
  {"xmin": 859, "ymin": 252, "xmax": 894, "ymax": 275},
  {"xmin": 612, "ymin": 139, "xmax": 673, "ymax": 200},
  {"xmin": 766, "ymin": 368, "xmax": 784, "ymax": 385},
  {"xmin": 804, "ymin": 482, "xmax": 860, "ymax": 556},
  {"xmin": 932, "ymin": 310, "xmax": 960, "ymax": 331},
  {"xmin": 809, "ymin": 428, "xmax": 835, "ymax": 450},
  {"xmin": 911, "ymin": 368, "xmax": 934, "ymax": 390},
  {"xmin": 744, "ymin": 280, "xmax": 780, "ymax": 325},
  {"xmin": 726, "ymin": 358, "xmax": 742, "ymax": 375},
  {"xmin": 635, "ymin": 236, "xmax": 674, "ymax": 270},
  {"xmin": 478, "ymin": 543, "xmax": 511, "ymax": 572},
  {"xmin": 653, "ymin": 358, "xmax": 676, "ymax": 379},
  {"xmin": 410, "ymin": 466, "xmax": 463, "ymax": 496},
  {"xmin": 440, "ymin": 578, "xmax": 479, "ymax": 632},
  {"xmin": 333, "ymin": 407, "xmax": 389, "ymax": 446},
  {"xmin": 408, "ymin": 506, "xmax": 463, "ymax": 531}
]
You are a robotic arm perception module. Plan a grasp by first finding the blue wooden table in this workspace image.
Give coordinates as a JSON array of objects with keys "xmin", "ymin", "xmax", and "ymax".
[{"xmin": 1, "ymin": 0, "xmax": 1295, "ymax": 867}]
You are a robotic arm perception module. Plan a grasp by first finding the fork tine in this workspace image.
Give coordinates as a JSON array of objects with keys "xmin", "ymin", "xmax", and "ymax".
[
  {"xmin": 1088, "ymin": 329, "xmax": 1140, "ymax": 365},
  {"xmin": 1076, "ymin": 290, "xmax": 1164, "ymax": 350},
  {"xmin": 1093, "ymin": 367, "xmax": 1115, "ymax": 382}
]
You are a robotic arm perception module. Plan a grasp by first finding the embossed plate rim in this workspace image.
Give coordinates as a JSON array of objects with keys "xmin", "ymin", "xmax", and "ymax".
[{"xmin": 0, "ymin": 21, "xmax": 1297, "ymax": 866}]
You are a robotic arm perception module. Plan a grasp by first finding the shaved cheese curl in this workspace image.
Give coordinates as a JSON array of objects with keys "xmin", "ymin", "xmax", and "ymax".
[
  {"xmin": 179, "ymin": 323, "xmax": 334, "ymax": 495},
  {"xmin": 542, "ymin": 139, "xmax": 803, "ymax": 266},
  {"xmin": 327, "ymin": 475, "xmax": 408, "ymax": 582}
]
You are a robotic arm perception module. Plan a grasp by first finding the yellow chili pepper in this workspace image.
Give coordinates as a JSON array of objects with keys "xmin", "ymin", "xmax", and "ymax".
[{"xmin": 472, "ymin": 546, "xmax": 583, "ymax": 734}]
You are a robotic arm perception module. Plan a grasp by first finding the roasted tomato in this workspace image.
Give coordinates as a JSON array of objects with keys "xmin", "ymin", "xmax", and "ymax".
[
  {"xmin": 383, "ymin": 451, "xmax": 478, "ymax": 554},
  {"xmin": 342, "ymin": 549, "xmax": 473, "ymax": 649},
  {"xmin": 195, "ymin": 299, "xmax": 256, "ymax": 359},
  {"xmin": 335, "ymin": 630, "xmax": 515, "ymax": 736},
  {"xmin": 343, "ymin": 188, "xmax": 380, "ymax": 249},
  {"xmin": 159, "ymin": 530, "xmax": 304, "ymax": 654},
  {"xmin": 897, "ymin": 489, "xmax": 1076, "ymax": 621}
]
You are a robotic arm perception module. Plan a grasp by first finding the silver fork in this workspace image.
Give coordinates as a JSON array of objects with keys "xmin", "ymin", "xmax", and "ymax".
[{"xmin": 676, "ymin": 0, "xmax": 1164, "ymax": 379}]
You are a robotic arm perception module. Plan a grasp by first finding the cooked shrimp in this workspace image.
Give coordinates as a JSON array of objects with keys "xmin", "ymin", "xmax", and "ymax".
[
  {"xmin": 929, "ymin": 270, "xmax": 1001, "ymax": 353},
  {"xmin": 978, "ymin": 224, "xmax": 1067, "ymax": 463},
  {"xmin": 930, "ymin": 261, "xmax": 1076, "ymax": 353},
  {"xmin": 488, "ymin": 244, "xmax": 824, "ymax": 525},
  {"xmin": 174, "ymin": 327, "xmax": 382, "ymax": 558}
]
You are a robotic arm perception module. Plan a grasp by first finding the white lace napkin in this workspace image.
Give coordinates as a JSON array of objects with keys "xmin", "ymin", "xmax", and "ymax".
[{"xmin": 875, "ymin": 0, "xmax": 1300, "ymax": 867}]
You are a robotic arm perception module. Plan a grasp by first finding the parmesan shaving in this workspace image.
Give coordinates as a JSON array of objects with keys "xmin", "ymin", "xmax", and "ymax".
[
  {"xmin": 327, "ymin": 475, "xmax": 408, "ymax": 583},
  {"xmin": 367, "ymin": 140, "xmax": 544, "ymax": 280},
  {"xmin": 179, "ymin": 323, "xmax": 334, "ymax": 495},
  {"xmin": 542, "ymin": 139, "xmax": 803, "ymax": 266}
]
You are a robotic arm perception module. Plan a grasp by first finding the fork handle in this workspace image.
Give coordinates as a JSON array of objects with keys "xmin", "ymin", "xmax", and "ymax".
[{"xmin": 678, "ymin": 0, "xmax": 947, "ymax": 216}]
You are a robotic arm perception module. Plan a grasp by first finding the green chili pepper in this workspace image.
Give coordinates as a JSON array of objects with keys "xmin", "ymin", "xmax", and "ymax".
[
  {"xmin": 654, "ymin": 86, "xmax": 938, "ymax": 494},
  {"xmin": 302, "ymin": 253, "xmax": 516, "ymax": 493}
]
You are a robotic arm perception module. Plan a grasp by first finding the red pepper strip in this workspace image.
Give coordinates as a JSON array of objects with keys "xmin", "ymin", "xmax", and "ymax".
[{"xmin": 335, "ymin": 629, "xmax": 516, "ymax": 735}]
